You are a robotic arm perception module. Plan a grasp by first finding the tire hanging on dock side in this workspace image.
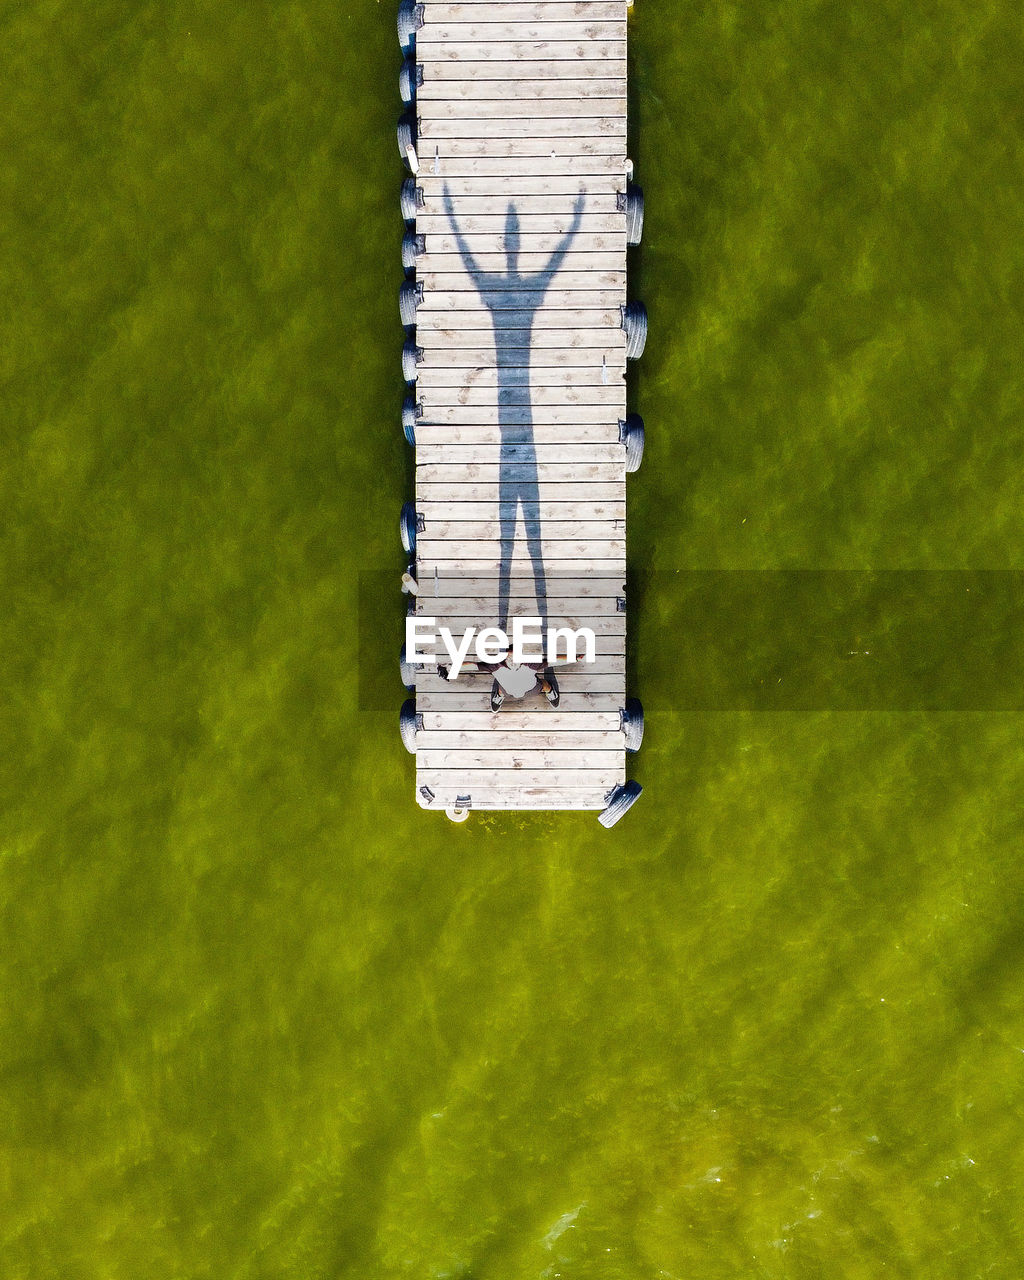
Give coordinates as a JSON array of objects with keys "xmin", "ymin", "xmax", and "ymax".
[
  {"xmin": 397, "ymin": 112, "xmax": 418, "ymax": 169},
  {"xmin": 599, "ymin": 780, "xmax": 643, "ymax": 828},
  {"xmin": 399, "ymin": 280, "xmax": 423, "ymax": 326},
  {"xmin": 397, "ymin": 2, "xmax": 424, "ymax": 55},
  {"xmin": 400, "ymin": 643, "xmax": 416, "ymax": 691},
  {"xmin": 621, "ymin": 698, "xmax": 645, "ymax": 751},
  {"xmin": 399, "ymin": 698, "xmax": 420, "ymax": 754},
  {"xmin": 622, "ymin": 301, "xmax": 648, "ymax": 360},
  {"xmin": 399, "ymin": 57, "xmax": 422, "ymax": 107},
  {"xmin": 401, "ymin": 178, "xmax": 422, "ymax": 224},
  {"xmin": 402, "ymin": 397, "xmax": 419, "ymax": 446},
  {"xmin": 624, "ymin": 183, "xmax": 644, "ymax": 246},
  {"xmin": 620, "ymin": 414, "xmax": 645, "ymax": 473},
  {"xmin": 402, "ymin": 230, "xmax": 425, "ymax": 274},
  {"xmin": 402, "ymin": 339, "xmax": 422, "ymax": 384},
  {"xmin": 400, "ymin": 502, "xmax": 419, "ymax": 554}
]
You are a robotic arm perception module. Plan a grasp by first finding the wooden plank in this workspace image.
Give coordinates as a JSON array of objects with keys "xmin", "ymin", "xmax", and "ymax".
[
  {"xmin": 413, "ymin": 428, "xmax": 623, "ymax": 447},
  {"xmin": 416, "ymin": 692, "xmax": 624, "ymax": 714},
  {"xmin": 415, "ymin": 308, "xmax": 624, "ymax": 332},
  {"xmin": 410, "ymin": 611, "xmax": 624, "ymax": 630},
  {"xmin": 420, "ymin": 193, "xmax": 623, "ymax": 214},
  {"xmin": 415, "ymin": 482, "xmax": 625, "ymax": 502},
  {"xmin": 423, "ymin": 3, "xmax": 625, "ymax": 20},
  {"xmin": 416, "ymin": 699, "xmax": 623, "ymax": 715},
  {"xmin": 416, "ymin": 355, "xmax": 624, "ymax": 375},
  {"xmin": 418, "ymin": 788, "xmax": 612, "ymax": 811},
  {"xmin": 414, "ymin": 329, "xmax": 623, "ymax": 350},
  {"xmin": 414, "ymin": 563, "xmax": 624, "ymax": 578},
  {"xmin": 416, "ymin": 288, "xmax": 625, "ymax": 310},
  {"xmin": 414, "ymin": 399, "xmax": 624, "ymax": 419},
  {"xmin": 418, "ymin": 24, "xmax": 625, "ymax": 45},
  {"xmin": 414, "ymin": 409, "xmax": 624, "ymax": 429},
  {"xmin": 414, "ymin": 156, "xmax": 627, "ymax": 178},
  {"xmin": 415, "ymin": 368, "xmax": 623, "ymax": 390},
  {"xmin": 412, "ymin": 591, "xmax": 625, "ymax": 610},
  {"xmin": 407, "ymin": 532, "xmax": 624, "ymax": 558},
  {"xmin": 419, "ymin": 137, "xmax": 624, "ymax": 158},
  {"xmin": 411, "ymin": 565, "xmax": 623, "ymax": 581},
  {"xmin": 412, "ymin": 402, "xmax": 623, "ymax": 423},
  {"xmin": 415, "ymin": 767, "xmax": 623, "ymax": 787},
  {"xmin": 420, "ymin": 60, "xmax": 626, "ymax": 82},
  {"xmin": 416, "ymin": 599, "xmax": 620, "ymax": 617},
  {"xmin": 418, "ymin": 748, "xmax": 623, "ymax": 770},
  {"xmin": 419, "ymin": 514, "xmax": 624, "ymax": 535},
  {"xmin": 416, "ymin": 459, "xmax": 623, "ymax": 480},
  {"xmin": 415, "ymin": 381, "xmax": 625, "ymax": 403},
  {"xmin": 414, "ymin": 443, "xmax": 623, "ymax": 463},
  {"xmin": 417, "ymin": 676, "xmax": 625, "ymax": 695},
  {"xmin": 419, "ymin": 711, "xmax": 624, "ymax": 731},
  {"xmin": 417, "ymin": 535, "xmax": 625, "ymax": 555},
  {"xmin": 417, "ymin": 213, "xmax": 622, "ymax": 230},
  {"xmin": 416, "ymin": 497, "xmax": 624, "ymax": 515},
  {"xmin": 419, "ymin": 116, "xmax": 626, "ymax": 139},
  {"xmin": 411, "ymin": 610, "xmax": 625, "ymax": 632},
  {"xmin": 417, "ymin": 96, "xmax": 626, "ymax": 120},
  {"xmin": 416, "ymin": 76, "xmax": 625, "ymax": 92},
  {"xmin": 422, "ymin": 40, "xmax": 624, "ymax": 62},
  {"xmin": 420, "ymin": 249, "xmax": 626, "ymax": 272},
  {"xmin": 407, "ymin": 596, "xmax": 624, "ymax": 616},
  {"xmin": 420, "ymin": 268, "xmax": 625, "ymax": 290}
]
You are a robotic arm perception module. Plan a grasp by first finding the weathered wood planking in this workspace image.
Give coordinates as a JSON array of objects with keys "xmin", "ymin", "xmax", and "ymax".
[{"xmin": 410, "ymin": 0, "xmax": 631, "ymax": 815}]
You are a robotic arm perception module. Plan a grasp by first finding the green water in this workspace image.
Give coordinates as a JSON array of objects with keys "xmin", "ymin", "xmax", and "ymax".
[{"xmin": 2, "ymin": 1, "xmax": 1024, "ymax": 1275}]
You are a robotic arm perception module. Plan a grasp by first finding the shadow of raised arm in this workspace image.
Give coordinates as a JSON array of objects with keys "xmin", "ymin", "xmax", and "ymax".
[
  {"xmin": 441, "ymin": 182, "xmax": 497, "ymax": 290},
  {"xmin": 528, "ymin": 191, "xmax": 586, "ymax": 295}
]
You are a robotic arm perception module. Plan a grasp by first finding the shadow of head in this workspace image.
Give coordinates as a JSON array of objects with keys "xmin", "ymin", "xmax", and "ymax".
[{"xmin": 503, "ymin": 202, "xmax": 520, "ymax": 276}]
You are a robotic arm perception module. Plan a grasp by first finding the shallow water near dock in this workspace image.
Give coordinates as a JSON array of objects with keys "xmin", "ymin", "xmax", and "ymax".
[{"xmin": 2, "ymin": 2, "xmax": 1024, "ymax": 1276}]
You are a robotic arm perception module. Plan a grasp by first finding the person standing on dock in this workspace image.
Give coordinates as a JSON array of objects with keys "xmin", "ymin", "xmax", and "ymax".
[
  {"xmin": 436, "ymin": 651, "xmax": 560, "ymax": 712},
  {"xmin": 441, "ymin": 186, "xmax": 585, "ymax": 641}
]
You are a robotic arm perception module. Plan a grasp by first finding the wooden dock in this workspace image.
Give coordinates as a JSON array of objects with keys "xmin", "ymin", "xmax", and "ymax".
[{"xmin": 398, "ymin": 0, "xmax": 644, "ymax": 824}]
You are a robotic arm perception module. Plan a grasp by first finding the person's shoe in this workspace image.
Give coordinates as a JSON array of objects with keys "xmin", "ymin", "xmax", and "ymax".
[
  {"xmin": 490, "ymin": 680, "xmax": 505, "ymax": 712},
  {"xmin": 543, "ymin": 669, "xmax": 560, "ymax": 707}
]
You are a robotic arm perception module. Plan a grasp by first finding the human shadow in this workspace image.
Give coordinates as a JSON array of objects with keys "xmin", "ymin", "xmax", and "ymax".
[{"xmin": 441, "ymin": 185, "xmax": 585, "ymax": 634}]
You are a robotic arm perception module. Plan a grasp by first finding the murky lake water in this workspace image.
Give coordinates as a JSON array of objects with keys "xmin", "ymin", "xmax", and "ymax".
[{"xmin": 2, "ymin": 2, "xmax": 1023, "ymax": 1275}]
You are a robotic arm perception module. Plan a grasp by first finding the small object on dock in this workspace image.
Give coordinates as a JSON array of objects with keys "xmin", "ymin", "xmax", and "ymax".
[{"xmin": 401, "ymin": 571, "xmax": 419, "ymax": 596}]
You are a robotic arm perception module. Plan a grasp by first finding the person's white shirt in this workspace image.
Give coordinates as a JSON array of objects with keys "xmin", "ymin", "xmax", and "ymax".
[{"xmin": 494, "ymin": 662, "xmax": 538, "ymax": 699}]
